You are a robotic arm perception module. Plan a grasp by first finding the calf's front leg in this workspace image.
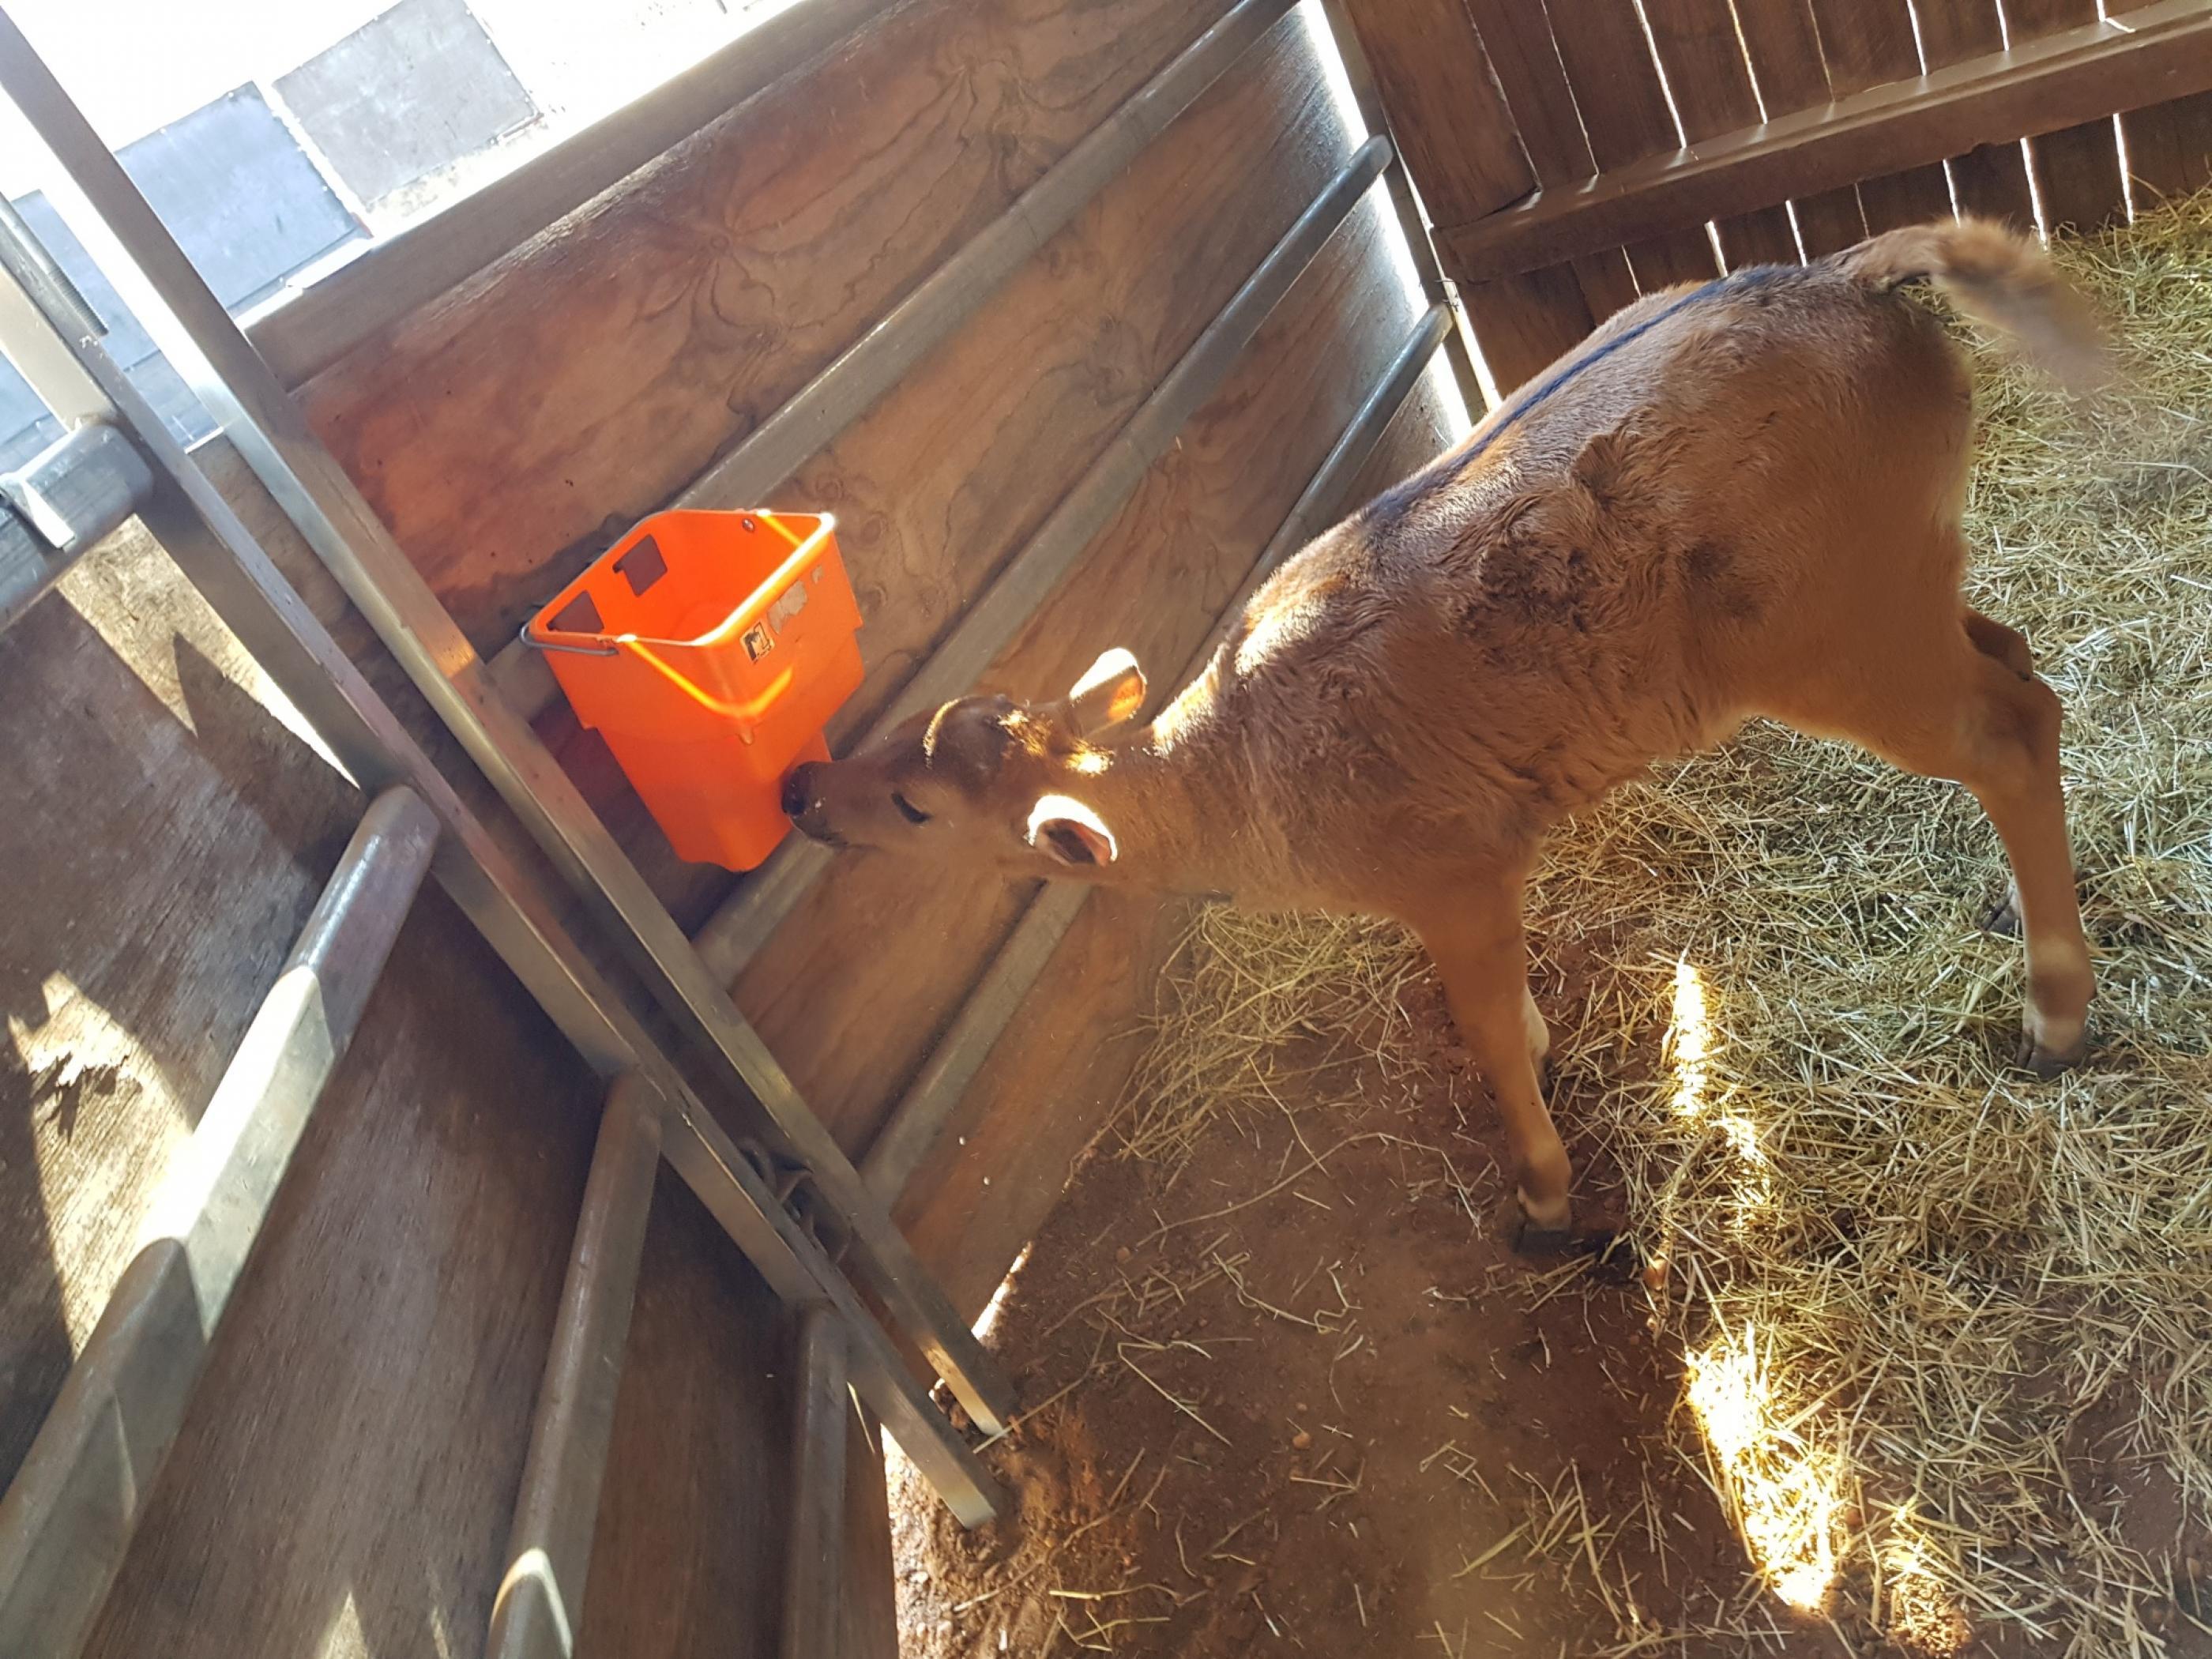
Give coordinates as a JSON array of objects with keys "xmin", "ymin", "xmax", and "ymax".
[{"xmin": 1411, "ymin": 881, "xmax": 1574, "ymax": 1240}]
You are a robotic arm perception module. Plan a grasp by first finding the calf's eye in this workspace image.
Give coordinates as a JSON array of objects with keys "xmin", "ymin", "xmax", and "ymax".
[{"xmin": 891, "ymin": 791, "xmax": 931, "ymax": 826}]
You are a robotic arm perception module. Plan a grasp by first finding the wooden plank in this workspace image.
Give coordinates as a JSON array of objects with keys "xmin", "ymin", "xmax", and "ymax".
[
  {"xmin": 1639, "ymin": 0, "xmax": 1801, "ymax": 266},
  {"xmin": 1431, "ymin": 0, "xmax": 2212, "ymax": 282},
  {"xmin": 1913, "ymin": 0, "xmax": 2037, "ymax": 225},
  {"xmin": 2110, "ymin": 0, "xmax": 2212, "ymax": 206},
  {"xmin": 2007, "ymin": 0, "xmax": 2130, "ymax": 232},
  {"xmin": 296, "ymin": 0, "xmax": 1232, "ymax": 660},
  {"xmin": 1540, "ymin": 0, "xmax": 1723, "ymax": 288},
  {"xmin": 722, "ymin": 32, "xmax": 1380, "ymax": 1149},
  {"xmin": 1330, "ymin": 0, "xmax": 1534, "ymax": 224},
  {"xmin": 1458, "ymin": 265, "xmax": 1597, "ymax": 391},
  {"xmin": 1807, "ymin": 0, "xmax": 1956, "ymax": 231},
  {"xmin": 1732, "ymin": 0, "xmax": 1869, "ymax": 254},
  {"xmin": 577, "ymin": 1167, "xmax": 791, "ymax": 1659},
  {"xmin": 243, "ymin": 0, "xmax": 890, "ymax": 389},
  {"xmin": 2117, "ymin": 88, "xmax": 2212, "ymax": 202},
  {"xmin": 1454, "ymin": 0, "xmax": 1631, "ymax": 362}
]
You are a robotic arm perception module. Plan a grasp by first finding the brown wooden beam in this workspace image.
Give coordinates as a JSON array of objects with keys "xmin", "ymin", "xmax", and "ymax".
[{"xmin": 1435, "ymin": 0, "xmax": 2212, "ymax": 282}]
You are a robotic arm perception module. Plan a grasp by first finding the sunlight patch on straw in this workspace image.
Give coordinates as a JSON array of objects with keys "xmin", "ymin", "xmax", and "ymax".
[{"xmin": 1685, "ymin": 1324, "xmax": 1845, "ymax": 1614}]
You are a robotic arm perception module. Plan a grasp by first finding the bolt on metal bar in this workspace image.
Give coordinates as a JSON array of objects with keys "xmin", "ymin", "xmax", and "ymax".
[
  {"xmin": 0, "ymin": 9, "xmax": 1014, "ymax": 1442},
  {"xmin": 693, "ymin": 134, "xmax": 1396, "ymax": 981},
  {"xmin": 0, "ymin": 207, "xmax": 1005, "ymax": 1527},
  {"xmin": 854, "ymin": 303, "xmax": 1453, "ymax": 1204},
  {"xmin": 780, "ymin": 1304, "xmax": 850, "ymax": 1659},
  {"xmin": 487, "ymin": 1074, "xmax": 663, "ymax": 1659},
  {"xmin": 0, "ymin": 419, "xmax": 155, "ymax": 631},
  {"xmin": 0, "ymin": 784, "xmax": 441, "ymax": 1659},
  {"xmin": 486, "ymin": 0, "xmax": 1311, "ymax": 726}
]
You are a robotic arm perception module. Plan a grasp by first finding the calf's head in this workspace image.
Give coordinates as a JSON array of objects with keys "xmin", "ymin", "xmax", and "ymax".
[{"xmin": 781, "ymin": 649, "xmax": 1148, "ymax": 877}]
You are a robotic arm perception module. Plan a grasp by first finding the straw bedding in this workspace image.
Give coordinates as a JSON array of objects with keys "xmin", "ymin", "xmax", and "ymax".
[{"xmin": 1112, "ymin": 194, "xmax": 2212, "ymax": 1653}]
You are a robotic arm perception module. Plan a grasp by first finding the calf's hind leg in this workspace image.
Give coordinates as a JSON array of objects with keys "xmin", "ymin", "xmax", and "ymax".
[{"xmin": 1778, "ymin": 626, "xmax": 2092, "ymax": 1070}]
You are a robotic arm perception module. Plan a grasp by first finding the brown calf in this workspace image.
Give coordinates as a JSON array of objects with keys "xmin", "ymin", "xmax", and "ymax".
[{"xmin": 784, "ymin": 220, "xmax": 2106, "ymax": 1245}]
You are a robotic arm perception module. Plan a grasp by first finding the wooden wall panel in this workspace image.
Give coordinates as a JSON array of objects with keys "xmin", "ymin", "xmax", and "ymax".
[
  {"xmin": 1447, "ymin": 0, "xmax": 1616, "ymax": 386},
  {"xmin": 0, "ymin": 542, "xmax": 353, "ymax": 1488},
  {"xmin": 1805, "ymin": 0, "xmax": 1955, "ymax": 232},
  {"xmin": 1541, "ymin": 0, "xmax": 1725, "ymax": 288},
  {"xmin": 1913, "ymin": 0, "xmax": 2037, "ymax": 225},
  {"xmin": 2109, "ymin": 1, "xmax": 2212, "ymax": 209},
  {"xmin": 2004, "ymin": 0, "xmax": 2129, "ymax": 232},
  {"xmin": 296, "ymin": 0, "xmax": 1232, "ymax": 659},
  {"xmin": 900, "ymin": 229, "xmax": 1458, "ymax": 1322},
  {"xmin": 723, "ymin": 21, "xmax": 1367, "ymax": 1149},
  {"xmin": 1733, "ymin": 0, "xmax": 1870, "ymax": 254},
  {"xmin": 1641, "ymin": 0, "xmax": 1801, "ymax": 268},
  {"xmin": 1327, "ymin": 0, "xmax": 1533, "ymax": 224}
]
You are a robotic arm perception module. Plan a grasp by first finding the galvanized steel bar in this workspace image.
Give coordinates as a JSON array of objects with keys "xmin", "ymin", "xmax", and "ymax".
[
  {"xmin": 854, "ymin": 304, "xmax": 1453, "ymax": 1203},
  {"xmin": 487, "ymin": 1074, "xmax": 663, "ymax": 1659},
  {"xmin": 0, "ymin": 420, "xmax": 156, "ymax": 630},
  {"xmin": 692, "ymin": 134, "xmax": 1396, "ymax": 981},
  {"xmin": 0, "ymin": 194, "xmax": 1006, "ymax": 1527},
  {"xmin": 0, "ymin": 784, "xmax": 440, "ymax": 1658},
  {"xmin": 0, "ymin": 10, "xmax": 1015, "ymax": 1442},
  {"xmin": 487, "ymin": 0, "xmax": 1310, "ymax": 725},
  {"xmin": 780, "ymin": 1304, "xmax": 850, "ymax": 1659}
]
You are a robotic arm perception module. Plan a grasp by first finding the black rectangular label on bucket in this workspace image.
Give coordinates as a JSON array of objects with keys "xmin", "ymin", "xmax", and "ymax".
[{"xmin": 742, "ymin": 622, "xmax": 774, "ymax": 662}]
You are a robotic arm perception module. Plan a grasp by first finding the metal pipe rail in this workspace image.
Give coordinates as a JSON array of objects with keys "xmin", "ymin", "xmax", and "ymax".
[
  {"xmin": 692, "ymin": 133, "xmax": 1396, "ymax": 981},
  {"xmin": 0, "ymin": 153, "xmax": 1005, "ymax": 1529},
  {"xmin": 780, "ymin": 1305, "xmax": 850, "ymax": 1659},
  {"xmin": 487, "ymin": 0, "xmax": 1306, "ymax": 724},
  {"xmin": 487, "ymin": 1075, "xmax": 664, "ymax": 1659},
  {"xmin": 856, "ymin": 303, "xmax": 1454, "ymax": 1204},
  {"xmin": 0, "ymin": 785, "xmax": 442, "ymax": 1658},
  {"xmin": 0, "ymin": 8, "xmax": 1014, "ymax": 1444}
]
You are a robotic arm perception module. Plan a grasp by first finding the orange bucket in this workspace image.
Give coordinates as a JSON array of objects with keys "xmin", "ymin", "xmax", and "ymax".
[{"xmin": 523, "ymin": 509, "xmax": 863, "ymax": 871}]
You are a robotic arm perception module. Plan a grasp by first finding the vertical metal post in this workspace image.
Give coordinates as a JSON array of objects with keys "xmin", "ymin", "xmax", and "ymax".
[
  {"xmin": 782, "ymin": 1304, "xmax": 850, "ymax": 1659},
  {"xmin": 488, "ymin": 1075, "xmax": 664, "ymax": 1659}
]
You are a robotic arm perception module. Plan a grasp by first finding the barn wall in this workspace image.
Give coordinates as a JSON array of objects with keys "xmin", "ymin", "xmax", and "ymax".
[{"xmin": 1341, "ymin": 0, "xmax": 2212, "ymax": 390}]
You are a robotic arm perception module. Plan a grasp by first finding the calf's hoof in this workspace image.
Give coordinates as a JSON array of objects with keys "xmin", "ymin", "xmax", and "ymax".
[{"xmin": 2017, "ymin": 1027, "xmax": 2086, "ymax": 1078}]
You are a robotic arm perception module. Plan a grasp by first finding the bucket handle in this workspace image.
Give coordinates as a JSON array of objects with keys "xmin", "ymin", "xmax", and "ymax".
[{"xmin": 517, "ymin": 619, "xmax": 619, "ymax": 657}]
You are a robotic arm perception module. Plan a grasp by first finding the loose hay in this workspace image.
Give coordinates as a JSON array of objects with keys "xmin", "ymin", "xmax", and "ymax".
[{"xmin": 1114, "ymin": 193, "xmax": 2212, "ymax": 1653}]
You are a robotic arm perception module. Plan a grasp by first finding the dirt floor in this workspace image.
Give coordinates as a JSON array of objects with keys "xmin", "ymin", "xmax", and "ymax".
[{"xmin": 889, "ymin": 958, "xmax": 1849, "ymax": 1657}]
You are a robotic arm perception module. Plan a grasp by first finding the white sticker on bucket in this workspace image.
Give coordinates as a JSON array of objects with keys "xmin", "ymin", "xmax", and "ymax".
[{"xmin": 767, "ymin": 579, "xmax": 811, "ymax": 632}]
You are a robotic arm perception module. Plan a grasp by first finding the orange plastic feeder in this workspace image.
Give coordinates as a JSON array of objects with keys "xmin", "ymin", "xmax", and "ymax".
[{"xmin": 523, "ymin": 509, "xmax": 863, "ymax": 871}]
